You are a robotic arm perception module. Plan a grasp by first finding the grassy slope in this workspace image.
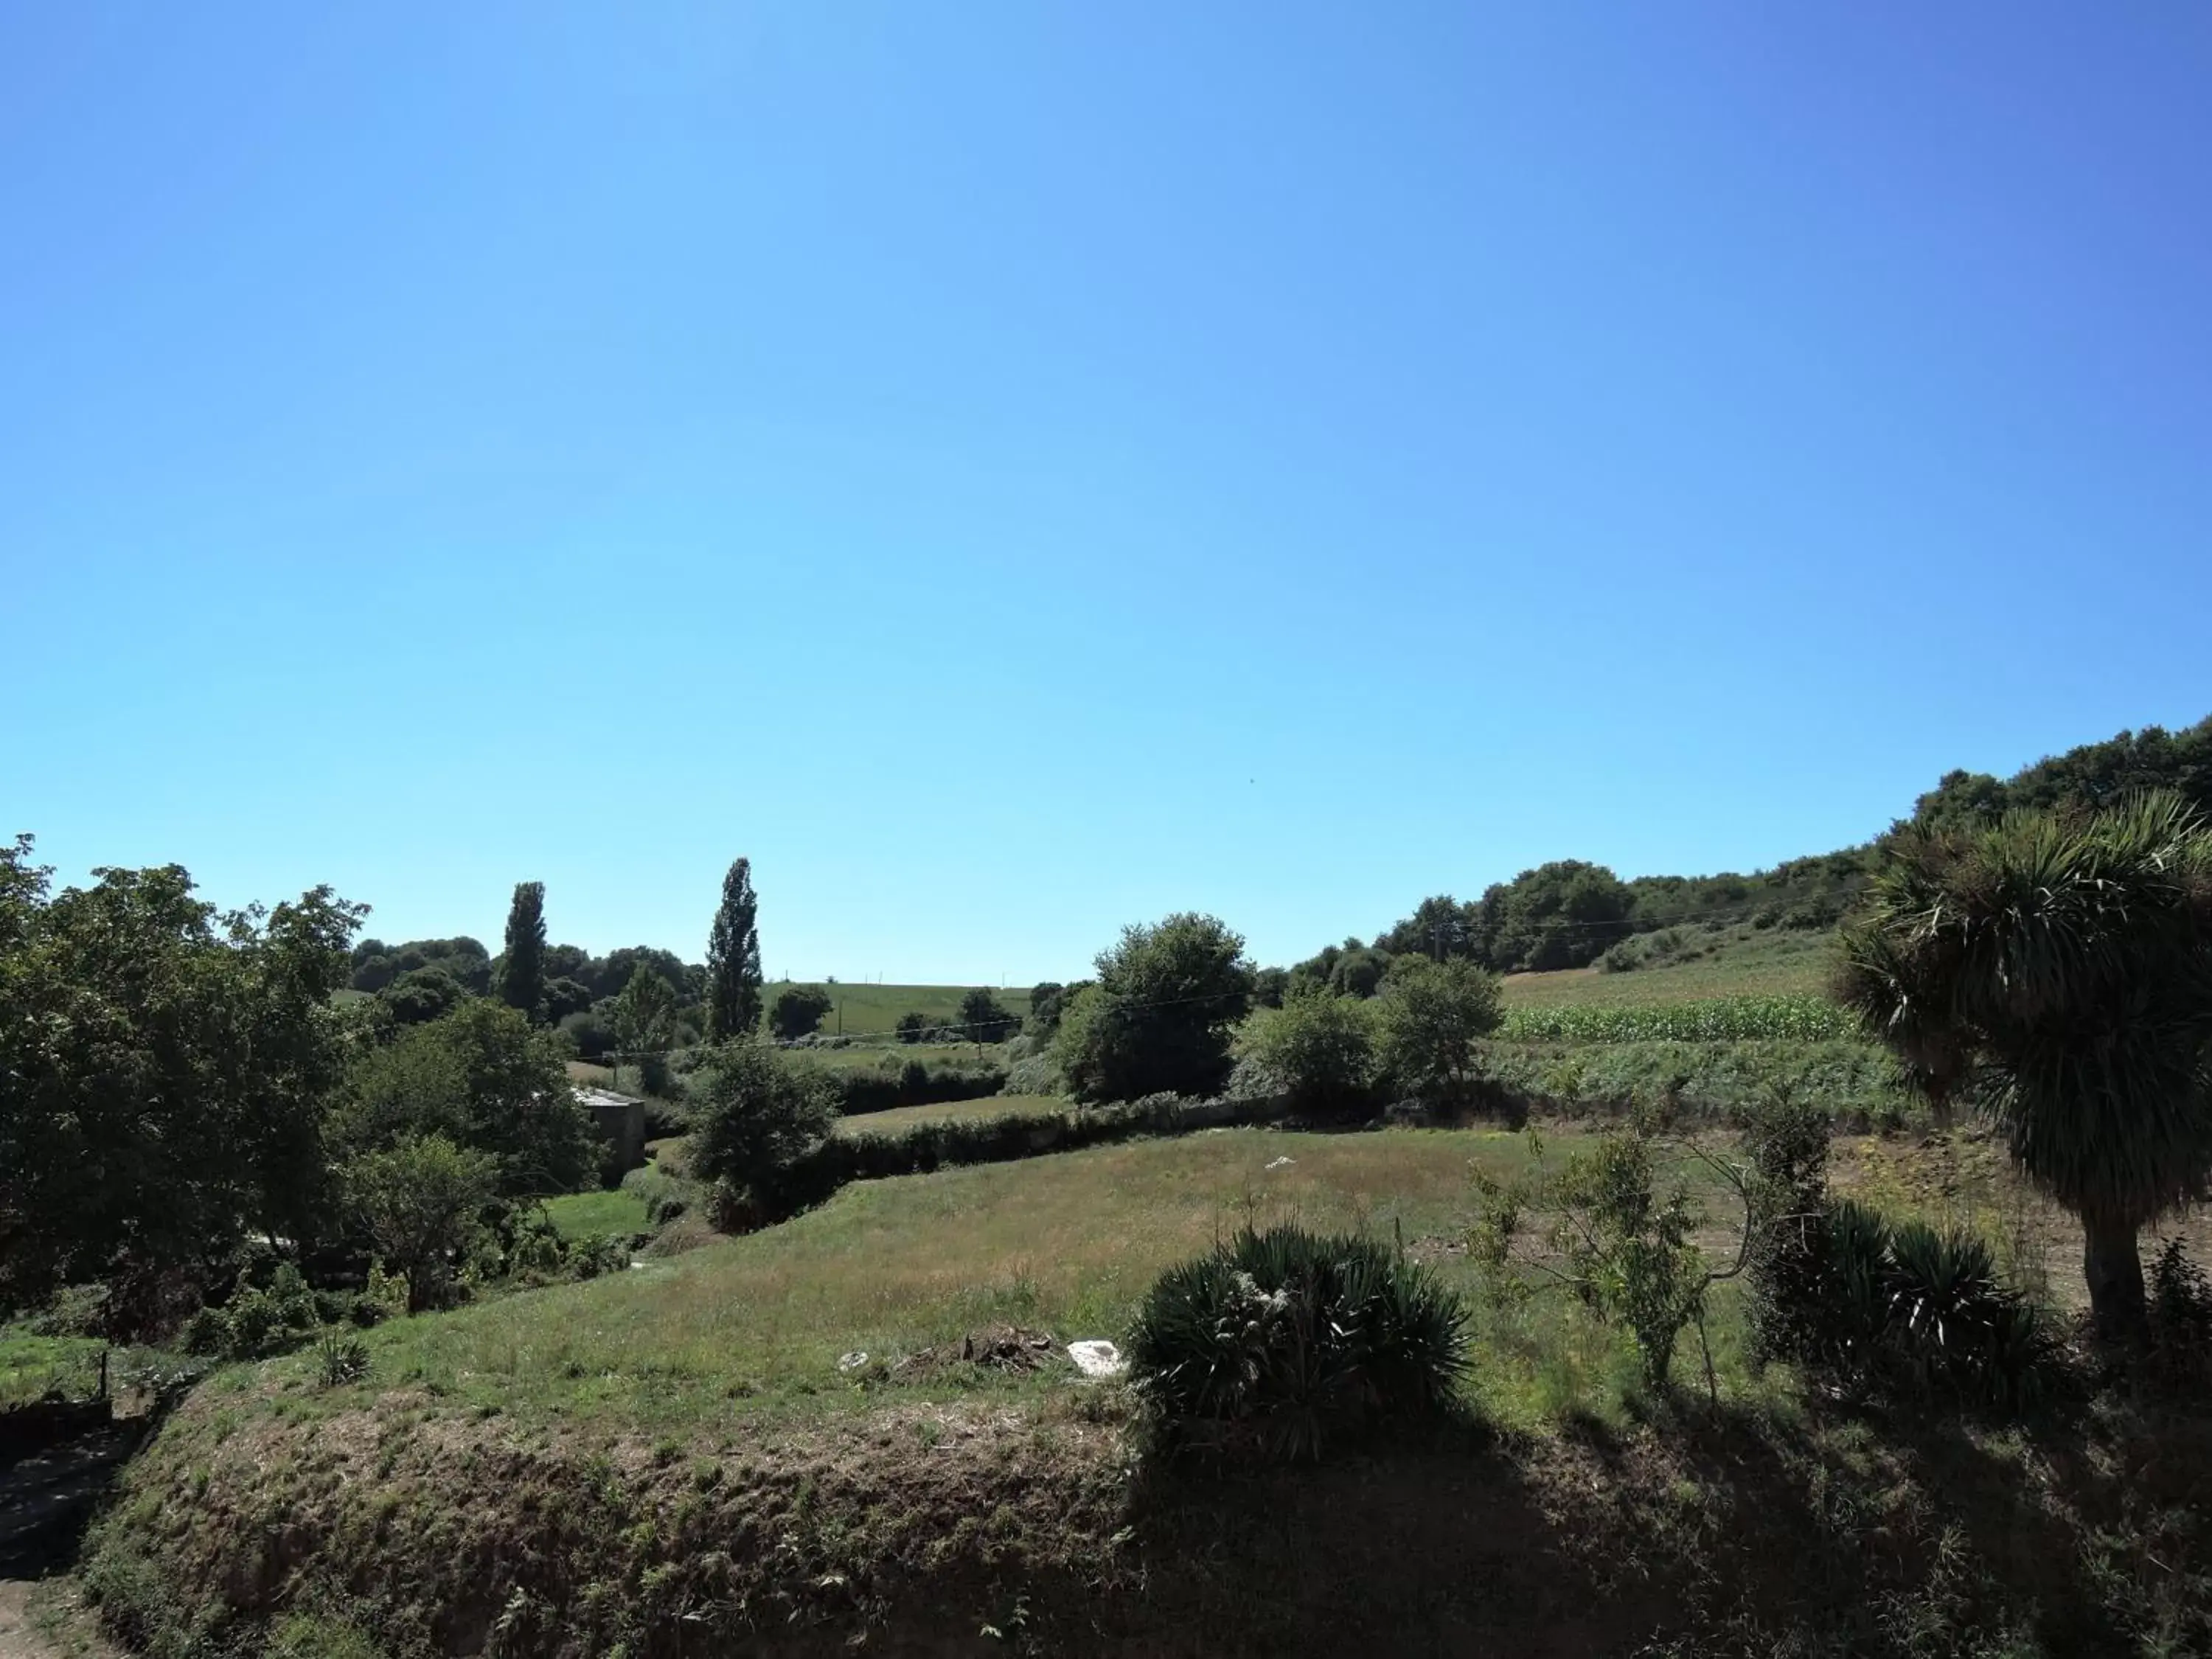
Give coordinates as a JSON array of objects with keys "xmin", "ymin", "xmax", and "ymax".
[
  {"xmin": 87, "ymin": 1127, "xmax": 2212, "ymax": 1656},
  {"xmin": 1500, "ymin": 923, "xmax": 1833, "ymax": 1008},
  {"xmin": 537, "ymin": 1189, "xmax": 653, "ymax": 1241},
  {"xmin": 768, "ymin": 982, "xmax": 1033, "ymax": 1041}
]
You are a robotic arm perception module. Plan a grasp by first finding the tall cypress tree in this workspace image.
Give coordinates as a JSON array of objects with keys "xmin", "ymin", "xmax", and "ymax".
[
  {"xmin": 496, "ymin": 880, "xmax": 547, "ymax": 1020},
  {"xmin": 706, "ymin": 857, "xmax": 763, "ymax": 1040}
]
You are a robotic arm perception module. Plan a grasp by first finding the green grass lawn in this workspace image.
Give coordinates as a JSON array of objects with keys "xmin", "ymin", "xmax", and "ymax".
[
  {"xmin": 832, "ymin": 1093, "xmax": 1065, "ymax": 1136},
  {"xmin": 538, "ymin": 1188, "xmax": 653, "ymax": 1240}
]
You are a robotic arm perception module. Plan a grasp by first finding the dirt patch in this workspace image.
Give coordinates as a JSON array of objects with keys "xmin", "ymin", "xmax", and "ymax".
[{"xmin": 891, "ymin": 1325, "xmax": 1061, "ymax": 1381}]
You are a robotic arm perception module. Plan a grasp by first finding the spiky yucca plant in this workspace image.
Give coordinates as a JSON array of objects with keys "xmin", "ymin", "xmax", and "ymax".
[
  {"xmin": 1127, "ymin": 1225, "xmax": 1469, "ymax": 1462},
  {"xmin": 1835, "ymin": 792, "xmax": 2212, "ymax": 1338}
]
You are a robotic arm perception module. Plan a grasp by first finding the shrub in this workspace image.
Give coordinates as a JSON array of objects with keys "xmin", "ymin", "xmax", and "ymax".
[
  {"xmin": 342, "ymin": 1133, "xmax": 501, "ymax": 1313},
  {"xmin": 2151, "ymin": 1239, "xmax": 2212, "ymax": 1383},
  {"xmin": 1236, "ymin": 988, "xmax": 1377, "ymax": 1116},
  {"xmin": 620, "ymin": 1161, "xmax": 692, "ymax": 1226},
  {"xmin": 1759, "ymin": 1197, "xmax": 2052, "ymax": 1412},
  {"xmin": 569, "ymin": 1234, "xmax": 632, "ymax": 1279},
  {"xmin": 1375, "ymin": 956, "xmax": 1502, "ymax": 1106},
  {"xmin": 1128, "ymin": 1225, "xmax": 1468, "ymax": 1463},
  {"xmin": 691, "ymin": 1040, "xmax": 838, "ymax": 1224},
  {"xmin": 181, "ymin": 1264, "xmax": 323, "ymax": 1359},
  {"xmin": 1004, "ymin": 1049, "xmax": 1060, "ymax": 1096},
  {"xmin": 894, "ymin": 1011, "xmax": 930, "ymax": 1043},
  {"xmin": 314, "ymin": 1329, "xmax": 371, "ymax": 1388},
  {"xmin": 768, "ymin": 984, "xmax": 835, "ymax": 1041}
]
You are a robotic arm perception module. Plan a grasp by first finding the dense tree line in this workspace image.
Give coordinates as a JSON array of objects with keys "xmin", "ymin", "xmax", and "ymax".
[{"xmin": 1324, "ymin": 716, "xmax": 2209, "ymax": 984}]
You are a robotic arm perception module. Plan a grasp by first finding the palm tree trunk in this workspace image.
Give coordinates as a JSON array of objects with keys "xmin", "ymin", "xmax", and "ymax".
[{"xmin": 2081, "ymin": 1213, "xmax": 2147, "ymax": 1342}]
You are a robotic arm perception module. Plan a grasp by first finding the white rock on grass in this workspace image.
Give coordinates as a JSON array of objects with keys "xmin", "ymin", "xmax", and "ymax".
[
  {"xmin": 837, "ymin": 1351, "xmax": 869, "ymax": 1373},
  {"xmin": 1067, "ymin": 1339, "xmax": 1126, "ymax": 1379},
  {"xmin": 1265, "ymin": 1155, "xmax": 1295, "ymax": 1169}
]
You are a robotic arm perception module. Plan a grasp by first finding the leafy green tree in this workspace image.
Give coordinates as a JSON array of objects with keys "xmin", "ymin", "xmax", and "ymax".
[
  {"xmin": 768, "ymin": 984, "xmax": 834, "ymax": 1040},
  {"xmin": 343, "ymin": 1133, "xmax": 498, "ymax": 1313},
  {"xmin": 1376, "ymin": 895, "xmax": 1481, "ymax": 961},
  {"xmin": 1251, "ymin": 967, "xmax": 1291, "ymax": 1009},
  {"xmin": 894, "ymin": 1011, "xmax": 931, "ymax": 1043},
  {"xmin": 1835, "ymin": 793, "xmax": 2212, "ymax": 1338},
  {"xmin": 706, "ymin": 858, "xmax": 763, "ymax": 1040},
  {"xmin": 957, "ymin": 987, "xmax": 1016, "ymax": 1044},
  {"xmin": 613, "ymin": 964, "xmax": 676, "ymax": 1062},
  {"xmin": 1480, "ymin": 860, "xmax": 1635, "ymax": 973},
  {"xmin": 691, "ymin": 1041, "xmax": 837, "ymax": 1222},
  {"xmin": 543, "ymin": 975, "xmax": 597, "ymax": 1023},
  {"xmin": 0, "ymin": 838, "xmax": 364, "ymax": 1323},
  {"xmin": 1377, "ymin": 956, "xmax": 1504, "ymax": 1105},
  {"xmin": 380, "ymin": 965, "xmax": 467, "ymax": 1025},
  {"xmin": 336, "ymin": 999, "xmax": 595, "ymax": 1197},
  {"xmin": 1052, "ymin": 913, "xmax": 1253, "ymax": 1103},
  {"xmin": 1238, "ymin": 988, "xmax": 1377, "ymax": 1116},
  {"xmin": 496, "ymin": 880, "xmax": 548, "ymax": 1019}
]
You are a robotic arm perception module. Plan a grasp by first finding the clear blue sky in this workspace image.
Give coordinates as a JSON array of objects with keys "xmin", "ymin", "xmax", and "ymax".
[{"xmin": 6, "ymin": 4, "xmax": 2209, "ymax": 984}]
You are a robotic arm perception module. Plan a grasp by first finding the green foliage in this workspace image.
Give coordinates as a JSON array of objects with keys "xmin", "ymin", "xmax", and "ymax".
[
  {"xmin": 1127, "ymin": 1225, "xmax": 1469, "ymax": 1463},
  {"xmin": 957, "ymin": 986, "xmax": 1018, "ymax": 1043},
  {"xmin": 0, "ymin": 837, "xmax": 365, "ymax": 1325},
  {"xmin": 496, "ymin": 879, "xmax": 548, "ymax": 1019},
  {"xmin": 1909, "ymin": 715, "xmax": 2212, "ymax": 830},
  {"xmin": 768, "ymin": 983, "xmax": 835, "ymax": 1040},
  {"xmin": 1740, "ymin": 1089, "xmax": 1837, "ymax": 1367},
  {"xmin": 1481, "ymin": 860, "xmax": 1636, "ymax": 973},
  {"xmin": 336, "ymin": 998, "xmax": 597, "ymax": 1196},
  {"xmin": 1474, "ymin": 1037, "xmax": 1910, "ymax": 1128},
  {"xmin": 342, "ymin": 1133, "xmax": 500, "ymax": 1313},
  {"xmin": 1837, "ymin": 791, "xmax": 2212, "ymax": 1335},
  {"xmin": 691, "ymin": 1040, "xmax": 838, "ymax": 1223},
  {"xmin": 1375, "ymin": 956, "xmax": 1503, "ymax": 1105},
  {"xmin": 380, "ymin": 964, "xmax": 467, "ymax": 1024},
  {"xmin": 181, "ymin": 1264, "xmax": 321, "ymax": 1359},
  {"xmin": 352, "ymin": 936, "xmax": 491, "ymax": 995},
  {"xmin": 2149, "ymin": 1239, "xmax": 2212, "ymax": 1384},
  {"xmin": 1472, "ymin": 1125, "xmax": 1721, "ymax": 1390},
  {"xmin": 705, "ymin": 856, "xmax": 763, "ymax": 1040},
  {"xmin": 821, "ymin": 1051, "xmax": 1009, "ymax": 1116},
  {"xmin": 1759, "ymin": 1199, "xmax": 2053, "ymax": 1413},
  {"xmin": 315, "ymin": 1329, "xmax": 371, "ymax": 1388},
  {"xmin": 894, "ymin": 1010, "xmax": 931, "ymax": 1043},
  {"xmin": 613, "ymin": 962, "xmax": 676, "ymax": 1059},
  {"xmin": 1053, "ymin": 913, "xmax": 1253, "ymax": 1103},
  {"xmin": 1026, "ymin": 981, "xmax": 1069, "ymax": 1033},
  {"xmin": 1498, "ymin": 993, "xmax": 1853, "ymax": 1043},
  {"xmin": 1237, "ymin": 987, "xmax": 1377, "ymax": 1116}
]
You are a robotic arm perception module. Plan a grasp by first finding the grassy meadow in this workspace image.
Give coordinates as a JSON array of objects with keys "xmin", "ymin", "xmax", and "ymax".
[
  {"xmin": 1500, "ymin": 922, "xmax": 1832, "ymax": 1008},
  {"xmin": 766, "ymin": 980, "xmax": 1032, "ymax": 1040},
  {"xmin": 830, "ymin": 1093, "xmax": 1066, "ymax": 1136},
  {"xmin": 538, "ymin": 1187, "xmax": 653, "ymax": 1241}
]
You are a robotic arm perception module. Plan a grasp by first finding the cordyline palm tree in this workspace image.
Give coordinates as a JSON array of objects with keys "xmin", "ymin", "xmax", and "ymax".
[{"xmin": 1834, "ymin": 791, "xmax": 2212, "ymax": 1340}]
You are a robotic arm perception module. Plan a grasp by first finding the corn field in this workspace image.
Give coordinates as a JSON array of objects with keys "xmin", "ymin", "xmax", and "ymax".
[{"xmin": 1498, "ymin": 994, "xmax": 1855, "ymax": 1044}]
